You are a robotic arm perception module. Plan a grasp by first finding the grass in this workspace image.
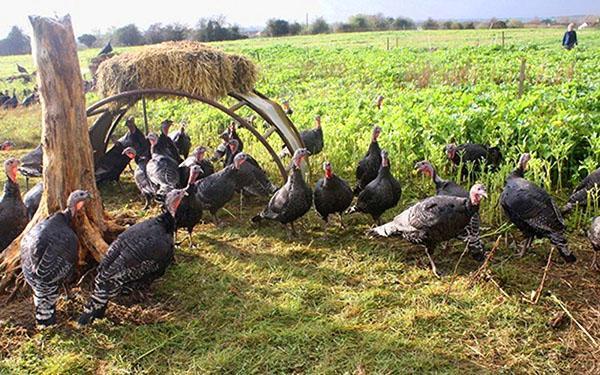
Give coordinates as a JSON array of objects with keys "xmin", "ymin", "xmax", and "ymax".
[{"xmin": 0, "ymin": 28, "xmax": 599, "ymax": 374}]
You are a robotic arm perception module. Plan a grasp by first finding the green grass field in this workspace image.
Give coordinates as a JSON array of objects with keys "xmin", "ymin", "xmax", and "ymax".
[{"xmin": 0, "ymin": 28, "xmax": 599, "ymax": 374}]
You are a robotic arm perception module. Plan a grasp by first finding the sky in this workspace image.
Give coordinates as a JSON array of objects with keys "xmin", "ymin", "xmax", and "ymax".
[{"xmin": 1, "ymin": 0, "xmax": 598, "ymax": 36}]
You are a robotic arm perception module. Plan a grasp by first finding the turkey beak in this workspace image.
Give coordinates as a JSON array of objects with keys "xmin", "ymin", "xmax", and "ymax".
[{"xmin": 481, "ymin": 191, "xmax": 488, "ymax": 199}]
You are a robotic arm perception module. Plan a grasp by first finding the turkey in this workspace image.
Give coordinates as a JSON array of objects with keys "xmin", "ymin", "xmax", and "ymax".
[
  {"xmin": 94, "ymin": 139, "xmax": 130, "ymax": 185},
  {"xmin": 0, "ymin": 91, "xmax": 9, "ymax": 105},
  {"xmin": 227, "ymin": 139, "xmax": 278, "ymax": 197},
  {"xmin": 2, "ymin": 91, "xmax": 18, "ymax": 109},
  {"xmin": 211, "ymin": 131, "xmax": 229, "ymax": 163},
  {"xmin": 0, "ymin": 141, "xmax": 15, "ymax": 151},
  {"xmin": 77, "ymin": 189, "xmax": 187, "ymax": 326},
  {"xmin": 588, "ymin": 216, "xmax": 599, "ymax": 270},
  {"xmin": 194, "ymin": 153, "xmax": 248, "ymax": 225},
  {"xmin": 97, "ymin": 40, "xmax": 113, "ymax": 56},
  {"xmin": 21, "ymin": 92, "xmax": 39, "ymax": 107},
  {"xmin": 175, "ymin": 165, "xmax": 203, "ymax": 245},
  {"xmin": 123, "ymin": 147, "xmax": 155, "ymax": 209},
  {"xmin": 23, "ymin": 182, "xmax": 43, "ymax": 220},
  {"xmin": 16, "ymin": 63, "xmax": 28, "ymax": 74},
  {"xmin": 313, "ymin": 161, "xmax": 353, "ymax": 229},
  {"xmin": 282, "ymin": 100, "xmax": 293, "ymax": 115},
  {"xmin": 156, "ymin": 120, "xmax": 183, "ymax": 164},
  {"xmin": 0, "ymin": 158, "xmax": 28, "ymax": 251},
  {"xmin": 415, "ymin": 160, "xmax": 485, "ymax": 260},
  {"xmin": 146, "ymin": 133, "xmax": 181, "ymax": 199},
  {"xmin": 369, "ymin": 184, "xmax": 488, "ymax": 277},
  {"xmin": 280, "ymin": 115, "xmax": 324, "ymax": 157},
  {"xmin": 124, "ymin": 117, "xmax": 150, "ymax": 160},
  {"xmin": 251, "ymin": 148, "xmax": 312, "ymax": 237},
  {"xmin": 169, "ymin": 123, "xmax": 192, "ymax": 159},
  {"xmin": 375, "ymin": 95, "xmax": 384, "ymax": 110},
  {"xmin": 500, "ymin": 153, "xmax": 576, "ymax": 263},
  {"xmin": 444, "ymin": 143, "xmax": 502, "ymax": 177},
  {"xmin": 562, "ymin": 167, "xmax": 599, "ymax": 214},
  {"xmin": 354, "ymin": 126, "xmax": 382, "ymax": 195},
  {"xmin": 19, "ymin": 144, "xmax": 43, "ymax": 180},
  {"xmin": 179, "ymin": 146, "xmax": 215, "ymax": 179},
  {"xmin": 21, "ymin": 190, "xmax": 91, "ymax": 327},
  {"xmin": 348, "ymin": 150, "xmax": 401, "ymax": 225}
]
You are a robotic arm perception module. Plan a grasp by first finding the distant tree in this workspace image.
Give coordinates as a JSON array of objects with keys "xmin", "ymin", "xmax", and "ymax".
[
  {"xmin": 0, "ymin": 26, "xmax": 31, "ymax": 56},
  {"xmin": 450, "ymin": 22, "xmax": 463, "ymax": 30},
  {"xmin": 114, "ymin": 24, "xmax": 144, "ymax": 46},
  {"xmin": 392, "ymin": 17, "xmax": 415, "ymax": 30},
  {"xmin": 507, "ymin": 19, "xmax": 524, "ymax": 28},
  {"xmin": 490, "ymin": 20, "xmax": 507, "ymax": 29},
  {"xmin": 422, "ymin": 18, "xmax": 439, "ymax": 30},
  {"xmin": 78, "ymin": 34, "xmax": 97, "ymax": 48},
  {"xmin": 265, "ymin": 19, "xmax": 290, "ymax": 37},
  {"xmin": 349, "ymin": 15, "xmax": 369, "ymax": 31},
  {"xmin": 192, "ymin": 18, "xmax": 246, "ymax": 42},
  {"xmin": 145, "ymin": 23, "xmax": 166, "ymax": 44},
  {"xmin": 289, "ymin": 22, "xmax": 303, "ymax": 35},
  {"xmin": 366, "ymin": 14, "xmax": 391, "ymax": 30},
  {"xmin": 462, "ymin": 21, "xmax": 475, "ymax": 29},
  {"xmin": 334, "ymin": 23, "xmax": 354, "ymax": 33},
  {"xmin": 442, "ymin": 21, "xmax": 453, "ymax": 29},
  {"xmin": 310, "ymin": 17, "xmax": 331, "ymax": 34},
  {"xmin": 541, "ymin": 18, "xmax": 555, "ymax": 25}
]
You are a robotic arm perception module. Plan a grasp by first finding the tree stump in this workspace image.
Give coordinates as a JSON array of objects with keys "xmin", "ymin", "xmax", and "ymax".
[{"xmin": 0, "ymin": 15, "xmax": 111, "ymax": 294}]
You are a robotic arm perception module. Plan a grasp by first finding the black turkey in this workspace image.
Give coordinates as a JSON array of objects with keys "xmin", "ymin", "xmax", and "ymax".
[
  {"xmin": 169, "ymin": 123, "xmax": 192, "ymax": 159},
  {"xmin": 354, "ymin": 126, "xmax": 382, "ymax": 195},
  {"xmin": 19, "ymin": 144, "xmax": 43, "ymax": 179},
  {"xmin": 562, "ymin": 167, "xmax": 599, "ymax": 214},
  {"xmin": 0, "ymin": 91, "xmax": 9, "ymax": 105},
  {"xmin": 348, "ymin": 150, "xmax": 401, "ymax": 225},
  {"xmin": 94, "ymin": 139, "xmax": 130, "ymax": 185},
  {"xmin": 23, "ymin": 182, "xmax": 43, "ymax": 220},
  {"xmin": 2, "ymin": 91, "xmax": 18, "ymax": 109},
  {"xmin": 444, "ymin": 143, "xmax": 502, "ymax": 177},
  {"xmin": 194, "ymin": 153, "xmax": 248, "ymax": 224},
  {"xmin": 500, "ymin": 153, "xmax": 576, "ymax": 262},
  {"xmin": 175, "ymin": 165, "xmax": 203, "ymax": 245},
  {"xmin": 97, "ymin": 40, "xmax": 113, "ymax": 56},
  {"xmin": 281, "ymin": 115, "xmax": 324, "ymax": 157},
  {"xmin": 282, "ymin": 100, "xmax": 293, "ymax": 115},
  {"xmin": 415, "ymin": 160, "xmax": 485, "ymax": 260},
  {"xmin": 227, "ymin": 139, "xmax": 278, "ymax": 197},
  {"xmin": 314, "ymin": 161, "xmax": 353, "ymax": 229},
  {"xmin": 146, "ymin": 133, "xmax": 181, "ymax": 199},
  {"xmin": 369, "ymin": 184, "xmax": 488, "ymax": 277},
  {"xmin": 0, "ymin": 141, "xmax": 15, "ymax": 151},
  {"xmin": 588, "ymin": 216, "xmax": 599, "ymax": 270},
  {"xmin": 180, "ymin": 146, "xmax": 215, "ymax": 179},
  {"xmin": 0, "ymin": 158, "xmax": 28, "ymax": 251},
  {"xmin": 211, "ymin": 131, "xmax": 229, "ymax": 163},
  {"xmin": 123, "ymin": 147, "xmax": 155, "ymax": 209},
  {"xmin": 21, "ymin": 190, "xmax": 91, "ymax": 327},
  {"xmin": 252, "ymin": 149, "xmax": 312, "ymax": 237},
  {"xmin": 21, "ymin": 92, "xmax": 39, "ymax": 107},
  {"xmin": 77, "ymin": 189, "xmax": 187, "ymax": 326},
  {"xmin": 155, "ymin": 120, "xmax": 183, "ymax": 164},
  {"xmin": 375, "ymin": 95, "xmax": 384, "ymax": 110},
  {"xmin": 16, "ymin": 63, "xmax": 28, "ymax": 74},
  {"xmin": 124, "ymin": 117, "xmax": 150, "ymax": 160}
]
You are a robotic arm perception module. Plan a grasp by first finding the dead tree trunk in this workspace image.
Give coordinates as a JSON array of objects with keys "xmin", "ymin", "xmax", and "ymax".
[{"xmin": 0, "ymin": 15, "xmax": 110, "ymax": 293}]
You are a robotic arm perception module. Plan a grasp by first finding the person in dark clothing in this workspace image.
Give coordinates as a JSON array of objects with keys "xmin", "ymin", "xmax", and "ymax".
[{"xmin": 562, "ymin": 23, "xmax": 578, "ymax": 50}]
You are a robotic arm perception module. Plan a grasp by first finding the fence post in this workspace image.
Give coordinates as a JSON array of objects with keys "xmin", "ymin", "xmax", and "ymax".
[
  {"xmin": 518, "ymin": 57, "xmax": 526, "ymax": 98},
  {"xmin": 502, "ymin": 31, "xmax": 505, "ymax": 48},
  {"xmin": 396, "ymin": 37, "xmax": 399, "ymax": 48},
  {"xmin": 386, "ymin": 37, "xmax": 390, "ymax": 50}
]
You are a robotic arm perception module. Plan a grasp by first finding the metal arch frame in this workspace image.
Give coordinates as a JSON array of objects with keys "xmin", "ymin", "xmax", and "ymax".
[{"xmin": 86, "ymin": 88, "xmax": 308, "ymax": 183}]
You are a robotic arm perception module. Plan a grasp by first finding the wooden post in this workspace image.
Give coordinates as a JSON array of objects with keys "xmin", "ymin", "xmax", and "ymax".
[
  {"xmin": 518, "ymin": 57, "xmax": 526, "ymax": 98},
  {"xmin": 0, "ymin": 15, "xmax": 111, "ymax": 292},
  {"xmin": 502, "ymin": 31, "xmax": 505, "ymax": 48},
  {"xmin": 386, "ymin": 37, "xmax": 390, "ymax": 50},
  {"xmin": 142, "ymin": 96, "xmax": 149, "ymax": 135},
  {"xmin": 396, "ymin": 37, "xmax": 399, "ymax": 48}
]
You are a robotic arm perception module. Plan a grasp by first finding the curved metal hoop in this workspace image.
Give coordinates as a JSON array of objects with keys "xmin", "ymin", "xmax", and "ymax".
[{"xmin": 86, "ymin": 89, "xmax": 307, "ymax": 183}]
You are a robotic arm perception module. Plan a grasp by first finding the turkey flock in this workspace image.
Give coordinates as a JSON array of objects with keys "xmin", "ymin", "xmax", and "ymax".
[{"xmin": 0, "ymin": 107, "xmax": 599, "ymax": 328}]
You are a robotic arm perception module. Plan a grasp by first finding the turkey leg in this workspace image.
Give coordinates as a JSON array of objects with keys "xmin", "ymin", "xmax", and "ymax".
[
  {"xmin": 424, "ymin": 247, "xmax": 440, "ymax": 278},
  {"xmin": 518, "ymin": 237, "xmax": 533, "ymax": 258}
]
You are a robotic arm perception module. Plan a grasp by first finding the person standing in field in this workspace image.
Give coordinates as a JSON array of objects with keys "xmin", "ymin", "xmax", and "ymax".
[{"xmin": 562, "ymin": 23, "xmax": 578, "ymax": 50}]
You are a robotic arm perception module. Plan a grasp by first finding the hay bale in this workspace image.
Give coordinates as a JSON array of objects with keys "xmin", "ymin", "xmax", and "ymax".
[{"xmin": 96, "ymin": 41, "xmax": 258, "ymax": 100}]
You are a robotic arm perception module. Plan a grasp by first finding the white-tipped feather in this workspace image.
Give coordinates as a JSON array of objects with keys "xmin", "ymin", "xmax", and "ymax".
[{"xmin": 370, "ymin": 207, "xmax": 415, "ymax": 237}]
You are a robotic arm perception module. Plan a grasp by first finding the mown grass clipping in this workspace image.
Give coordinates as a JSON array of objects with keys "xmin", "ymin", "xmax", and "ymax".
[{"xmin": 96, "ymin": 41, "xmax": 258, "ymax": 99}]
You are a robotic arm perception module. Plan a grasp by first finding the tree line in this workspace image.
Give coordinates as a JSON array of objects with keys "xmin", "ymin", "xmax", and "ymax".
[{"xmin": 0, "ymin": 14, "xmax": 595, "ymax": 55}]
